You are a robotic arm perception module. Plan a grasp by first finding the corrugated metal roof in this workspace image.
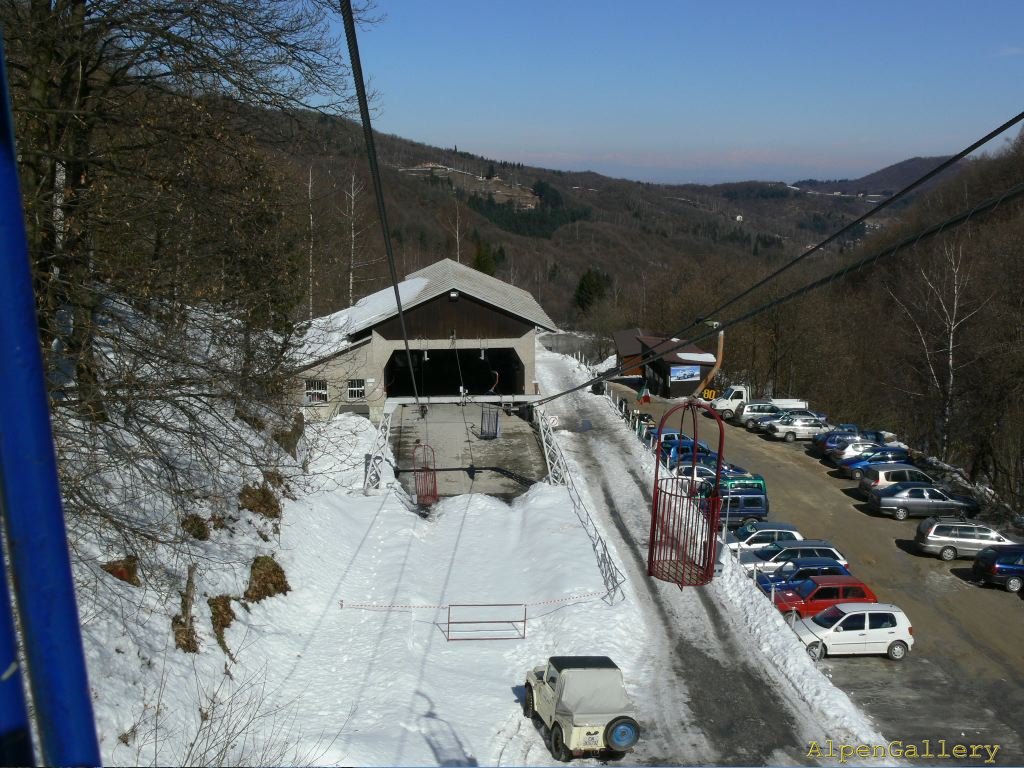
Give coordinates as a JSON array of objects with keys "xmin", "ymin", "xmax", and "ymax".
[{"xmin": 348, "ymin": 258, "xmax": 558, "ymax": 334}]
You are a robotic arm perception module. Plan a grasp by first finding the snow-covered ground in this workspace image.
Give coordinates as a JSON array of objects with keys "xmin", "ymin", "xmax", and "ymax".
[{"xmin": 85, "ymin": 343, "xmax": 888, "ymax": 766}]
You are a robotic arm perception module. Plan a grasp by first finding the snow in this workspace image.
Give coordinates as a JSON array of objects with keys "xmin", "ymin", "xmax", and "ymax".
[
  {"xmin": 294, "ymin": 278, "xmax": 429, "ymax": 363},
  {"xmin": 82, "ymin": 342, "xmax": 890, "ymax": 766}
]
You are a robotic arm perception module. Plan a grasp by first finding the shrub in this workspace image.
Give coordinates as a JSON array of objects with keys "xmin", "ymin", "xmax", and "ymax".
[{"xmin": 243, "ymin": 556, "xmax": 290, "ymax": 603}]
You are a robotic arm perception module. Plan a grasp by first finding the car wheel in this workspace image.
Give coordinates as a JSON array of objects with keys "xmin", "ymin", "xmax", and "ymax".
[
  {"xmin": 893, "ymin": 507, "xmax": 909, "ymax": 521},
  {"xmin": 786, "ymin": 610, "xmax": 800, "ymax": 626},
  {"xmin": 745, "ymin": 418, "xmax": 755, "ymax": 429},
  {"xmin": 523, "ymin": 686, "xmax": 535, "ymax": 718},
  {"xmin": 851, "ymin": 469, "xmax": 863, "ymax": 480},
  {"xmin": 887, "ymin": 640, "xmax": 909, "ymax": 661},
  {"xmin": 806, "ymin": 642, "xmax": 823, "ymax": 661},
  {"xmin": 784, "ymin": 432, "xmax": 796, "ymax": 442},
  {"xmin": 721, "ymin": 409, "xmax": 734, "ymax": 421},
  {"xmin": 551, "ymin": 724, "xmax": 571, "ymax": 762},
  {"xmin": 939, "ymin": 546, "xmax": 957, "ymax": 561},
  {"xmin": 740, "ymin": 516, "xmax": 759, "ymax": 527},
  {"xmin": 604, "ymin": 716, "xmax": 640, "ymax": 751},
  {"xmin": 1006, "ymin": 576, "xmax": 1023, "ymax": 593}
]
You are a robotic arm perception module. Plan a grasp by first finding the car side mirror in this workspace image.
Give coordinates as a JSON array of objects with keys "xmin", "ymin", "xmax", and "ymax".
[
  {"xmin": 834, "ymin": 626, "xmax": 844, "ymax": 633},
  {"xmin": 548, "ymin": 676, "xmax": 557, "ymax": 685}
]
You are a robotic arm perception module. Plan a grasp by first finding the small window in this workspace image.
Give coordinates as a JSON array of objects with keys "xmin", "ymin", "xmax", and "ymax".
[
  {"xmin": 869, "ymin": 613, "xmax": 897, "ymax": 629},
  {"xmin": 933, "ymin": 525, "xmax": 954, "ymax": 537},
  {"xmin": 925, "ymin": 489, "xmax": 948, "ymax": 500},
  {"xmin": 907, "ymin": 488, "xmax": 926, "ymax": 499},
  {"xmin": 839, "ymin": 613, "xmax": 865, "ymax": 631},
  {"xmin": 845, "ymin": 586, "xmax": 866, "ymax": 599},
  {"xmin": 815, "ymin": 587, "xmax": 840, "ymax": 600},
  {"xmin": 347, "ymin": 379, "xmax": 366, "ymax": 399},
  {"xmin": 777, "ymin": 532, "xmax": 796, "ymax": 541},
  {"xmin": 304, "ymin": 379, "xmax": 328, "ymax": 406}
]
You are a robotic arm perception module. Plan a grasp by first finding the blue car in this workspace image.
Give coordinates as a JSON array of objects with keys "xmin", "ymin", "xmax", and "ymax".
[
  {"xmin": 839, "ymin": 447, "xmax": 911, "ymax": 480},
  {"xmin": 755, "ymin": 556, "xmax": 853, "ymax": 594},
  {"xmin": 810, "ymin": 428, "xmax": 863, "ymax": 457}
]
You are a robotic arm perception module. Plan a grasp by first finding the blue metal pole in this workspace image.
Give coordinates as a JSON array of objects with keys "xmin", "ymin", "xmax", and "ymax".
[
  {"xmin": 0, "ymin": 35, "xmax": 101, "ymax": 767},
  {"xmin": 0, "ymin": 494, "xmax": 34, "ymax": 766}
]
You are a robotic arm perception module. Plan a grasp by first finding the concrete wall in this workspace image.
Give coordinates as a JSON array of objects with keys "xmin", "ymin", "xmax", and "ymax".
[{"xmin": 297, "ymin": 328, "xmax": 539, "ymax": 424}]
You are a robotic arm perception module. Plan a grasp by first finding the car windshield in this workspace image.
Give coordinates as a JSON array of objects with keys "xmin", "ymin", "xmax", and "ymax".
[
  {"xmin": 795, "ymin": 579, "xmax": 818, "ymax": 598},
  {"xmin": 734, "ymin": 524, "xmax": 759, "ymax": 542},
  {"xmin": 812, "ymin": 605, "xmax": 846, "ymax": 629},
  {"xmin": 755, "ymin": 543, "xmax": 784, "ymax": 561}
]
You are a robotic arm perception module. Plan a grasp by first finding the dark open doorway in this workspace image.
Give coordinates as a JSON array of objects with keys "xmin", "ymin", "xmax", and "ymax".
[{"xmin": 386, "ymin": 348, "xmax": 524, "ymax": 397}]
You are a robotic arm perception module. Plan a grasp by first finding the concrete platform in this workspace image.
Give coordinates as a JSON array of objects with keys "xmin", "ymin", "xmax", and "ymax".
[{"xmin": 390, "ymin": 403, "xmax": 548, "ymax": 501}]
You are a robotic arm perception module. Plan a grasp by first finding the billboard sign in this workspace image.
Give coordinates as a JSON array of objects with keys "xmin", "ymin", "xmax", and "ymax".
[{"xmin": 670, "ymin": 365, "xmax": 701, "ymax": 382}]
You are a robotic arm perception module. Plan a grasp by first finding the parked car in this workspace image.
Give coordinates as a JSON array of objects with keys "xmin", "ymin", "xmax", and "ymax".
[
  {"xmin": 756, "ymin": 557, "xmax": 853, "ymax": 593},
  {"xmin": 838, "ymin": 448, "xmax": 912, "ymax": 480},
  {"xmin": 827, "ymin": 439, "xmax": 882, "ymax": 465},
  {"xmin": 726, "ymin": 521, "xmax": 802, "ymax": 551},
  {"xmin": 869, "ymin": 482, "xmax": 980, "ymax": 520},
  {"xmin": 767, "ymin": 417, "xmax": 832, "ymax": 442},
  {"xmin": 792, "ymin": 603, "xmax": 914, "ymax": 661},
  {"xmin": 524, "ymin": 656, "xmax": 640, "ymax": 760},
  {"xmin": 972, "ymin": 545, "xmax": 1024, "ymax": 593},
  {"xmin": 770, "ymin": 575, "xmax": 878, "ymax": 620},
  {"xmin": 734, "ymin": 401, "xmax": 784, "ymax": 429},
  {"xmin": 809, "ymin": 427, "xmax": 861, "ymax": 457},
  {"xmin": 914, "ymin": 516, "xmax": 1019, "ymax": 560},
  {"xmin": 857, "ymin": 463, "xmax": 934, "ymax": 497},
  {"xmin": 751, "ymin": 409, "xmax": 821, "ymax": 432},
  {"xmin": 673, "ymin": 455, "xmax": 750, "ymax": 479},
  {"xmin": 740, "ymin": 540, "xmax": 848, "ymax": 574},
  {"xmin": 703, "ymin": 488, "xmax": 769, "ymax": 527}
]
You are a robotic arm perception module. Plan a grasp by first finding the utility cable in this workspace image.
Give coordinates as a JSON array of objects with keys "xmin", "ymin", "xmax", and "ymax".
[
  {"xmin": 648, "ymin": 110, "xmax": 1024, "ymax": 363},
  {"xmin": 339, "ymin": 0, "xmax": 420, "ymax": 407},
  {"xmin": 539, "ymin": 110, "xmax": 1024, "ymax": 404},
  {"xmin": 693, "ymin": 109, "xmax": 1024, "ymax": 325},
  {"xmin": 533, "ymin": 179, "xmax": 1024, "ymax": 408}
]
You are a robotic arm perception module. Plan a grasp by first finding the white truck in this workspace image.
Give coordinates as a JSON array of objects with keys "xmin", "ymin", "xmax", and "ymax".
[
  {"xmin": 709, "ymin": 385, "xmax": 807, "ymax": 421},
  {"xmin": 524, "ymin": 656, "xmax": 640, "ymax": 761}
]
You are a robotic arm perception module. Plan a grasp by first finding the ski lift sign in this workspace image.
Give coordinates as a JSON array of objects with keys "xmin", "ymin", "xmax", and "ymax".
[{"xmin": 669, "ymin": 365, "xmax": 701, "ymax": 382}]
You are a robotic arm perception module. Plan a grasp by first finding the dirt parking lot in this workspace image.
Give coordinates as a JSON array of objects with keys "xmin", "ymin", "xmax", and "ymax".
[{"xmin": 617, "ymin": 387, "xmax": 1024, "ymax": 763}]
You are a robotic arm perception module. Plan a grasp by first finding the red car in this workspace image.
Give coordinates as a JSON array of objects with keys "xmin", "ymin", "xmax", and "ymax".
[{"xmin": 771, "ymin": 575, "xmax": 877, "ymax": 620}]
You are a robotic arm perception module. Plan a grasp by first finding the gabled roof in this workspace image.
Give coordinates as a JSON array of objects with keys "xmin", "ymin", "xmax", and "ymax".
[
  {"xmin": 637, "ymin": 335, "xmax": 717, "ymax": 365},
  {"xmin": 401, "ymin": 259, "xmax": 557, "ymax": 333},
  {"xmin": 294, "ymin": 259, "xmax": 557, "ymax": 365}
]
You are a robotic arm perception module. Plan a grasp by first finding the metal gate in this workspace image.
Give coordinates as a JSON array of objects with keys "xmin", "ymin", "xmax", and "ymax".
[
  {"xmin": 413, "ymin": 444, "xmax": 439, "ymax": 506},
  {"xmin": 480, "ymin": 404, "xmax": 500, "ymax": 439},
  {"xmin": 647, "ymin": 400, "xmax": 725, "ymax": 587}
]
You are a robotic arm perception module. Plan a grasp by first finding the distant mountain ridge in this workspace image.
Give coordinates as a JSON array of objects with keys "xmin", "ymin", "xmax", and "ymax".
[{"xmin": 793, "ymin": 156, "xmax": 958, "ymax": 196}]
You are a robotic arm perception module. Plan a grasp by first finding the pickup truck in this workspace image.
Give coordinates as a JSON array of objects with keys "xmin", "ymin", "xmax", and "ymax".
[
  {"xmin": 524, "ymin": 656, "xmax": 640, "ymax": 760},
  {"xmin": 709, "ymin": 385, "xmax": 807, "ymax": 421}
]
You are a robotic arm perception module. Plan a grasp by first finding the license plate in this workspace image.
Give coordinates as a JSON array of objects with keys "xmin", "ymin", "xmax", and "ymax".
[{"xmin": 582, "ymin": 733, "xmax": 600, "ymax": 747}]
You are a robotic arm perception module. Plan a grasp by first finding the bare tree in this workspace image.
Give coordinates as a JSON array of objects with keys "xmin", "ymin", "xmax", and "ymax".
[{"xmin": 887, "ymin": 241, "xmax": 988, "ymax": 461}]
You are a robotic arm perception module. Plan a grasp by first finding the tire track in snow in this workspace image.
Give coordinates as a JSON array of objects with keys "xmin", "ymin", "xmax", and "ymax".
[{"xmin": 540, "ymin": 356, "xmax": 810, "ymax": 765}]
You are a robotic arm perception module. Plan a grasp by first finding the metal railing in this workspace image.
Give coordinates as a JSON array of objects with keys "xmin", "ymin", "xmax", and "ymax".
[
  {"xmin": 363, "ymin": 410, "xmax": 393, "ymax": 490},
  {"xmin": 534, "ymin": 406, "xmax": 626, "ymax": 602}
]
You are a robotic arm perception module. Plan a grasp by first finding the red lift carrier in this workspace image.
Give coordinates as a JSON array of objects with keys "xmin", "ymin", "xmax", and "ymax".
[
  {"xmin": 647, "ymin": 400, "xmax": 725, "ymax": 587},
  {"xmin": 413, "ymin": 443, "xmax": 439, "ymax": 506}
]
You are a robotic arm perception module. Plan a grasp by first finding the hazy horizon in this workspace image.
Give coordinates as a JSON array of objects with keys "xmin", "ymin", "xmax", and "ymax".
[{"xmin": 351, "ymin": 1, "xmax": 1023, "ymax": 185}]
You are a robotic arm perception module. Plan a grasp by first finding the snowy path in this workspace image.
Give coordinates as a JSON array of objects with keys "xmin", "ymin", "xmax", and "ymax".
[
  {"xmin": 107, "ymin": 347, "xmax": 886, "ymax": 766},
  {"xmin": 534, "ymin": 349, "xmax": 810, "ymax": 765}
]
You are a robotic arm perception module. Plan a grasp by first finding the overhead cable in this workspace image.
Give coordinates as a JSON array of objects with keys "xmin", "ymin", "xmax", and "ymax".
[
  {"xmin": 534, "ymin": 179, "xmax": 1024, "ymax": 408},
  {"xmin": 339, "ymin": 0, "xmax": 420, "ymax": 406}
]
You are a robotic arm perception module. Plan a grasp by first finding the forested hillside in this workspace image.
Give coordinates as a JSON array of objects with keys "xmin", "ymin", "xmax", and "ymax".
[{"xmin": 4, "ymin": 0, "xmax": 1021, "ymax": 656}]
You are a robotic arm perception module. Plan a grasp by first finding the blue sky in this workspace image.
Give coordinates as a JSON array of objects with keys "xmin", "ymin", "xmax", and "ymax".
[{"xmin": 349, "ymin": 1, "xmax": 1024, "ymax": 184}]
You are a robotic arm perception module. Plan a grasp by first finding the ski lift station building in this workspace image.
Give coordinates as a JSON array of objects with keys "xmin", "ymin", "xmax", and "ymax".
[{"xmin": 293, "ymin": 259, "xmax": 558, "ymax": 422}]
